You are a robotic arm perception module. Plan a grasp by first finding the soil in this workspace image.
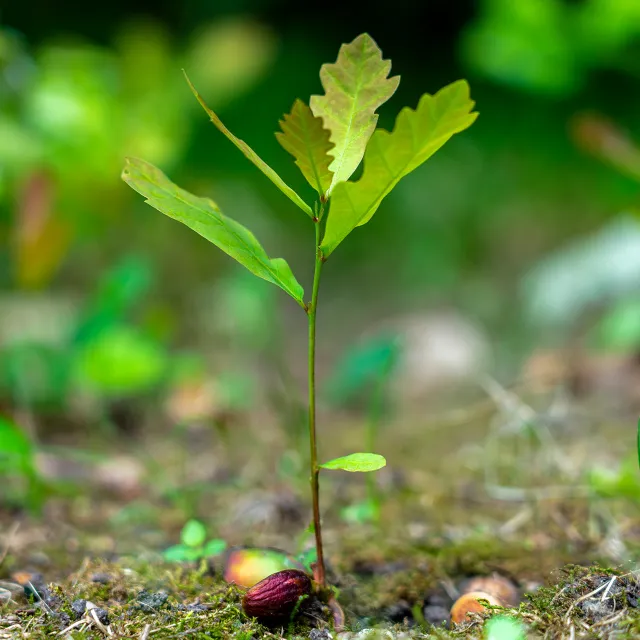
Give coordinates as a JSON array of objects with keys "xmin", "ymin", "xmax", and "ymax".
[{"xmin": 1, "ymin": 386, "xmax": 639, "ymax": 638}]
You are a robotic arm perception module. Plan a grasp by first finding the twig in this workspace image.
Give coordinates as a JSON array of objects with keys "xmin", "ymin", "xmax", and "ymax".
[
  {"xmin": 27, "ymin": 582, "xmax": 54, "ymax": 616},
  {"xmin": 591, "ymin": 609, "xmax": 626, "ymax": 628},
  {"xmin": 139, "ymin": 624, "xmax": 152, "ymax": 640},
  {"xmin": 57, "ymin": 619, "xmax": 87, "ymax": 636},
  {"xmin": 601, "ymin": 576, "xmax": 617, "ymax": 601}
]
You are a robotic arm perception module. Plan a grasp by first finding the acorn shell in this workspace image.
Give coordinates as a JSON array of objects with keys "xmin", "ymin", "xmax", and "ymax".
[
  {"xmin": 461, "ymin": 574, "xmax": 519, "ymax": 606},
  {"xmin": 450, "ymin": 591, "xmax": 504, "ymax": 625},
  {"xmin": 242, "ymin": 569, "xmax": 311, "ymax": 621}
]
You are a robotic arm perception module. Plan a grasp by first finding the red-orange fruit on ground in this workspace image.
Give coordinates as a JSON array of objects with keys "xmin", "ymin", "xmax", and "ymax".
[
  {"xmin": 242, "ymin": 569, "xmax": 311, "ymax": 622},
  {"xmin": 450, "ymin": 591, "xmax": 504, "ymax": 625}
]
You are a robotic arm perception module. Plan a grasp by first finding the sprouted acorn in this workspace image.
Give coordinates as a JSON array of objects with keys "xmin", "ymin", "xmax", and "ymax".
[{"xmin": 242, "ymin": 569, "xmax": 311, "ymax": 622}]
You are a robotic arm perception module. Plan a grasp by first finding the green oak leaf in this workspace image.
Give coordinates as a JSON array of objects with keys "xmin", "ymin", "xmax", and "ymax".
[
  {"xmin": 310, "ymin": 33, "xmax": 399, "ymax": 196},
  {"xmin": 275, "ymin": 99, "xmax": 334, "ymax": 197},
  {"xmin": 122, "ymin": 158, "xmax": 305, "ymax": 308},
  {"xmin": 321, "ymin": 80, "xmax": 477, "ymax": 257},
  {"xmin": 184, "ymin": 72, "xmax": 313, "ymax": 218},
  {"xmin": 319, "ymin": 452, "xmax": 386, "ymax": 472}
]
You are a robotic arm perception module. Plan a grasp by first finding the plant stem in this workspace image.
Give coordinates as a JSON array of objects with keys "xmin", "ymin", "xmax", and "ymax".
[{"xmin": 308, "ymin": 215, "xmax": 326, "ymax": 588}]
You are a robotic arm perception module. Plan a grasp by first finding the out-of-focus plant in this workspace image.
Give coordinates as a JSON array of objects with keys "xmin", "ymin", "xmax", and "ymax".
[
  {"xmin": 163, "ymin": 518, "xmax": 227, "ymax": 563},
  {"xmin": 0, "ymin": 18, "xmax": 277, "ymax": 289},
  {"xmin": 123, "ymin": 32, "xmax": 477, "ymax": 606},
  {"xmin": 462, "ymin": 0, "xmax": 640, "ymax": 95},
  {"xmin": 485, "ymin": 616, "xmax": 527, "ymax": 640},
  {"xmin": 0, "ymin": 257, "xmax": 175, "ymax": 417},
  {"xmin": 326, "ymin": 334, "xmax": 401, "ymax": 524},
  {"xmin": 571, "ymin": 113, "xmax": 640, "ymax": 184},
  {"xmin": 588, "ymin": 454, "xmax": 640, "ymax": 500},
  {"xmin": 0, "ymin": 415, "xmax": 46, "ymax": 511}
]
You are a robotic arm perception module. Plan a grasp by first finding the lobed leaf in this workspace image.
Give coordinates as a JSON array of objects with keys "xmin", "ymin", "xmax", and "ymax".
[
  {"xmin": 319, "ymin": 452, "xmax": 386, "ymax": 472},
  {"xmin": 184, "ymin": 72, "xmax": 314, "ymax": 218},
  {"xmin": 310, "ymin": 33, "xmax": 399, "ymax": 196},
  {"xmin": 122, "ymin": 158, "xmax": 306, "ymax": 308},
  {"xmin": 321, "ymin": 80, "xmax": 477, "ymax": 257},
  {"xmin": 275, "ymin": 100, "xmax": 334, "ymax": 197}
]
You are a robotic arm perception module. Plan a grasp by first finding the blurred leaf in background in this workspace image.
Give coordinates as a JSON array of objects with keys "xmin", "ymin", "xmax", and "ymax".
[
  {"xmin": 589, "ymin": 454, "xmax": 640, "ymax": 500},
  {"xmin": 571, "ymin": 112, "xmax": 640, "ymax": 183},
  {"xmin": 72, "ymin": 324, "xmax": 168, "ymax": 400},
  {"xmin": 325, "ymin": 333, "xmax": 401, "ymax": 407},
  {"xmin": 590, "ymin": 297, "xmax": 640, "ymax": 352},
  {"xmin": 0, "ymin": 17, "xmax": 278, "ymax": 289},
  {"xmin": 462, "ymin": 0, "xmax": 640, "ymax": 95},
  {"xmin": 0, "ymin": 415, "xmax": 45, "ymax": 511}
]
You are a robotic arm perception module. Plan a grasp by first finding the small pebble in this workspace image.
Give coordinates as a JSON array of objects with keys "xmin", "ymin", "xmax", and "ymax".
[
  {"xmin": 71, "ymin": 599, "xmax": 87, "ymax": 619},
  {"xmin": 136, "ymin": 589, "xmax": 169, "ymax": 612},
  {"xmin": 92, "ymin": 607, "xmax": 110, "ymax": 625},
  {"xmin": 309, "ymin": 630, "xmax": 334, "ymax": 640},
  {"xmin": 90, "ymin": 573, "xmax": 112, "ymax": 585},
  {"xmin": 0, "ymin": 581, "xmax": 24, "ymax": 603},
  {"xmin": 423, "ymin": 604, "xmax": 450, "ymax": 626},
  {"xmin": 383, "ymin": 600, "xmax": 412, "ymax": 623}
]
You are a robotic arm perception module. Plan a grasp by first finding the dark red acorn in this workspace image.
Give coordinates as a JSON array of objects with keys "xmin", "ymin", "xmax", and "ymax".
[{"xmin": 242, "ymin": 569, "xmax": 311, "ymax": 622}]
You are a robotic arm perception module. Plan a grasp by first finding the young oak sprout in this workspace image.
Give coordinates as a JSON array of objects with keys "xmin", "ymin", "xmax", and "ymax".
[{"xmin": 122, "ymin": 33, "xmax": 477, "ymax": 593}]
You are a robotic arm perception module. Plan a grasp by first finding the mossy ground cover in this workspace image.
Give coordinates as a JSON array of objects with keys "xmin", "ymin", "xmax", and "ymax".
[
  {"xmin": 2, "ymin": 526, "xmax": 640, "ymax": 638},
  {"xmin": 1, "ymin": 400, "xmax": 638, "ymax": 637}
]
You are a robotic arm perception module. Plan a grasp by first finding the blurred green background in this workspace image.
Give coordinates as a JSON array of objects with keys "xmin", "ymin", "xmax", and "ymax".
[{"xmin": 1, "ymin": 0, "xmax": 640, "ymax": 512}]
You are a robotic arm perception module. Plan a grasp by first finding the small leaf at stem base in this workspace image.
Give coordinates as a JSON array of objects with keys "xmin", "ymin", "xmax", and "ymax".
[{"xmin": 319, "ymin": 452, "xmax": 386, "ymax": 472}]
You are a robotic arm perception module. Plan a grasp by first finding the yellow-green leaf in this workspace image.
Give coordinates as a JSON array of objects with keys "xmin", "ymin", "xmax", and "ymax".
[
  {"xmin": 321, "ymin": 80, "xmax": 478, "ymax": 258},
  {"xmin": 184, "ymin": 72, "xmax": 313, "ymax": 218},
  {"xmin": 310, "ymin": 33, "xmax": 399, "ymax": 196},
  {"xmin": 320, "ymin": 452, "xmax": 386, "ymax": 472},
  {"xmin": 275, "ymin": 99, "xmax": 333, "ymax": 197},
  {"xmin": 122, "ymin": 158, "xmax": 305, "ymax": 308}
]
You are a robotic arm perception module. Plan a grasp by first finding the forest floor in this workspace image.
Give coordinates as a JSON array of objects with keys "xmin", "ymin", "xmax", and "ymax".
[{"xmin": 1, "ymin": 385, "xmax": 639, "ymax": 638}]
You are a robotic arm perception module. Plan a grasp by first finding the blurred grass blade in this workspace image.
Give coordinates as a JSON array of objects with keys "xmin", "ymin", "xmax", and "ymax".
[
  {"xmin": 310, "ymin": 33, "xmax": 399, "ymax": 196},
  {"xmin": 321, "ymin": 80, "xmax": 477, "ymax": 257},
  {"xmin": 637, "ymin": 417, "xmax": 639, "ymax": 470},
  {"xmin": 184, "ymin": 72, "xmax": 313, "ymax": 218},
  {"xmin": 276, "ymin": 100, "xmax": 333, "ymax": 197},
  {"xmin": 122, "ymin": 158, "xmax": 306, "ymax": 308},
  {"xmin": 320, "ymin": 452, "xmax": 386, "ymax": 472}
]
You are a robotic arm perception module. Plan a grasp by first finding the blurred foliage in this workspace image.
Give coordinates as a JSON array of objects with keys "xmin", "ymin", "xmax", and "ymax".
[
  {"xmin": 0, "ymin": 17, "xmax": 277, "ymax": 288},
  {"xmin": 0, "ymin": 256, "xmax": 203, "ymax": 413},
  {"xmin": 463, "ymin": 0, "xmax": 640, "ymax": 95},
  {"xmin": 0, "ymin": 0, "xmax": 639, "ymax": 516},
  {"xmin": 522, "ymin": 216, "xmax": 640, "ymax": 330},
  {"xmin": 0, "ymin": 415, "xmax": 46, "ymax": 511},
  {"xmin": 591, "ymin": 297, "xmax": 640, "ymax": 352},
  {"xmin": 325, "ymin": 333, "xmax": 400, "ymax": 406},
  {"xmin": 588, "ymin": 455, "xmax": 640, "ymax": 500},
  {"xmin": 163, "ymin": 519, "xmax": 227, "ymax": 563}
]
